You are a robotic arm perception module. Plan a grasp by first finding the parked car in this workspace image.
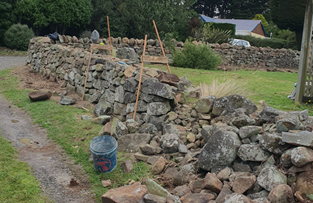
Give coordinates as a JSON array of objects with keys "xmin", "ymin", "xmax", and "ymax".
[{"xmin": 231, "ymin": 39, "xmax": 251, "ymax": 47}]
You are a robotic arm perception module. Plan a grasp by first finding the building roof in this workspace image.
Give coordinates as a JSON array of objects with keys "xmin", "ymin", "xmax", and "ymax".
[{"xmin": 200, "ymin": 14, "xmax": 265, "ymax": 34}]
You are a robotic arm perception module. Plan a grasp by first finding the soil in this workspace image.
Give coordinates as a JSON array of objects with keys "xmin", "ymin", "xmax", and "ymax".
[
  {"xmin": 0, "ymin": 63, "xmax": 96, "ymax": 202},
  {"xmin": 11, "ymin": 65, "xmax": 95, "ymax": 109}
]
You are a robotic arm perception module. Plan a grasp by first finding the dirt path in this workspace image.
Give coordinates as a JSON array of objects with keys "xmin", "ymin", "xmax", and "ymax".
[
  {"xmin": 0, "ymin": 56, "xmax": 26, "ymax": 70},
  {"xmin": 0, "ymin": 95, "xmax": 95, "ymax": 203}
]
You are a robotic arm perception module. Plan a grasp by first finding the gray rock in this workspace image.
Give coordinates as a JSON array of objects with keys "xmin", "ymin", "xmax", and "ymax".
[
  {"xmin": 280, "ymin": 149, "xmax": 293, "ymax": 168},
  {"xmin": 173, "ymin": 185, "xmax": 192, "ymax": 198},
  {"xmin": 114, "ymin": 86, "xmax": 124, "ymax": 103},
  {"xmin": 259, "ymin": 132, "xmax": 290, "ymax": 155},
  {"xmin": 258, "ymin": 106, "xmax": 286, "ymax": 124},
  {"xmin": 117, "ymin": 133, "xmax": 151, "ymax": 153},
  {"xmin": 239, "ymin": 126, "xmax": 262, "ymax": 139},
  {"xmin": 233, "ymin": 162, "xmax": 252, "ymax": 172},
  {"xmin": 223, "ymin": 110, "xmax": 255, "ymax": 128},
  {"xmin": 224, "ymin": 194, "xmax": 252, "ymax": 203},
  {"xmin": 126, "ymin": 119, "xmax": 140, "ymax": 133},
  {"xmin": 102, "ymin": 89, "xmax": 115, "ymax": 104},
  {"xmin": 237, "ymin": 144, "xmax": 271, "ymax": 161},
  {"xmin": 111, "ymin": 117, "xmax": 128, "ymax": 139},
  {"xmin": 94, "ymin": 101, "xmax": 112, "ymax": 117},
  {"xmin": 124, "ymin": 92, "xmax": 137, "ymax": 103},
  {"xmin": 195, "ymin": 96, "xmax": 215, "ymax": 114},
  {"xmin": 160, "ymin": 134, "xmax": 181, "ymax": 153},
  {"xmin": 81, "ymin": 115, "xmax": 92, "ymax": 120},
  {"xmin": 140, "ymin": 144, "xmax": 159, "ymax": 155},
  {"xmin": 178, "ymin": 144, "xmax": 188, "ymax": 153},
  {"xmin": 198, "ymin": 130, "xmax": 241, "ymax": 171},
  {"xmin": 212, "ymin": 95, "xmax": 257, "ymax": 117},
  {"xmin": 147, "ymin": 101, "xmax": 171, "ymax": 116},
  {"xmin": 267, "ymin": 184, "xmax": 294, "ymax": 203},
  {"xmin": 113, "ymin": 102, "xmax": 127, "ymax": 116},
  {"xmin": 141, "ymin": 78, "xmax": 175, "ymax": 99},
  {"xmin": 291, "ymin": 147, "xmax": 313, "ymax": 167},
  {"xmin": 92, "ymin": 115, "xmax": 111, "ymax": 125},
  {"xmin": 247, "ymin": 190, "xmax": 269, "ymax": 200},
  {"xmin": 276, "ymin": 113, "xmax": 301, "ymax": 133},
  {"xmin": 59, "ymin": 95, "xmax": 76, "ymax": 105},
  {"xmin": 282, "ymin": 131, "xmax": 313, "ymax": 147},
  {"xmin": 126, "ymin": 101, "xmax": 147, "ymax": 113},
  {"xmin": 252, "ymin": 198, "xmax": 270, "ymax": 203},
  {"xmin": 143, "ymin": 194, "xmax": 166, "ymax": 203},
  {"xmin": 201, "ymin": 125, "xmax": 239, "ymax": 143},
  {"xmin": 139, "ymin": 123, "xmax": 158, "ymax": 135},
  {"xmin": 116, "ymin": 47, "xmax": 139, "ymax": 64},
  {"xmin": 145, "ymin": 178, "xmax": 181, "ymax": 203},
  {"xmin": 257, "ymin": 167, "xmax": 287, "ymax": 191},
  {"xmin": 148, "ymin": 115, "xmax": 169, "ymax": 132},
  {"xmin": 124, "ymin": 77, "xmax": 138, "ymax": 93},
  {"xmin": 90, "ymin": 92, "xmax": 101, "ymax": 103}
]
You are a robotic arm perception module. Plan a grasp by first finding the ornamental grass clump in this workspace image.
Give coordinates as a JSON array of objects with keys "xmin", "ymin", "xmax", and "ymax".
[{"xmin": 200, "ymin": 78, "xmax": 251, "ymax": 98}]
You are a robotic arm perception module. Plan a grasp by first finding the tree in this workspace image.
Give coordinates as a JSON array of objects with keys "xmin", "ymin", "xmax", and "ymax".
[
  {"xmin": 253, "ymin": 14, "xmax": 269, "ymax": 27},
  {"xmin": 227, "ymin": 0, "xmax": 269, "ymax": 19},
  {"xmin": 192, "ymin": 0, "xmax": 230, "ymax": 18},
  {"xmin": 0, "ymin": 0, "xmax": 16, "ymax": 45},
  {"xmin": 270, "ymin": 0, "xmax": 306, "ymax": 49}
]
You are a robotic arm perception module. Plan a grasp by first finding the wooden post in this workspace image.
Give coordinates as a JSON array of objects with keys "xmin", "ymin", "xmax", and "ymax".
[
  {"xmin": 107, "ymin": 16, "xmax": 112, "ymax": 56},
  {"xmin": 82, "ymin": 46, "xmax": 93, "ymax": 100},
  {"xmin": 133, "ymin": 35, "xmax": 147, "ymax": 120},
  {"xmin": 295, "ymin": 0, "xmax": 313, "ymax": 103},
  {"xmin": 153, "ymin": 20, "xmax": 171, "ymax": 73}
]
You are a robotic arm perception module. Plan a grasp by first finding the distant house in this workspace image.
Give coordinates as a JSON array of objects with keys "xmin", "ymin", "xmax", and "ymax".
[{"xmin": 200, "ymin": 14, "xmax": 266, "ymax": 38}]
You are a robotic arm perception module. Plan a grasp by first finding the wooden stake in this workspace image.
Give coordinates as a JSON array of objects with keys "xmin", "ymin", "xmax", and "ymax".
[
  {"xmin": 133, "ymin": 35, "xmax": 147, "ymax": 120},
  {"xmin": 82, "ymin": 46, "xmax": 93, "ymax": 100},
  {"xmin": 153, "ymin": 20, "xmax": 171, "ymax": 73},
  {"xmin": 107, "ymin": 16, "xmax": 112, "ymax": 56}
]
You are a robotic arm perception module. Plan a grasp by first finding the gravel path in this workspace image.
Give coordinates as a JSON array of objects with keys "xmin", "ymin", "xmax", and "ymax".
[{"xmin": 0, "ymin": 56, "xmax": 27, "ymax": 70}]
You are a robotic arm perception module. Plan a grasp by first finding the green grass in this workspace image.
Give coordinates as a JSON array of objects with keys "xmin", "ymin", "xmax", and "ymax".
[
  {"xmin": 0, "ymin": 47, "xmax": 27, "ymax": 57},
  {"xmin": 148, "ymin": 64, "xmax": 313, "ymax": 114},
  {"xmin": 0, "ymin": 68, "xmax": 151, "ymax": 202},
  {"xmin": 0, "ymin": 135, "xmax": 47, "ymax": 203}
]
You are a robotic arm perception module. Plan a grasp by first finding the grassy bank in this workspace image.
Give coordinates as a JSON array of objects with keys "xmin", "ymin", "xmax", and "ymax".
[
  {"xmin": 148, "ymin": 65, "xmax": 311, "ymax": 114},
  {"xmin": 0, "ymin": 135, "xmax": 46, "ymax": 203},
  {"xmin": 0, "ymin": 47, "xmax": 27, "ymax": 57},
  {"xmin": 0, "ymin": 68, "xmax": 150, "ymax": 202}
]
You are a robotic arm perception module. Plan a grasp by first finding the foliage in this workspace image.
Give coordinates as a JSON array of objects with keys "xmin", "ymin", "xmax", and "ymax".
[
  {"xmin": 0, "ymin": 68, "xmax": 152, "ymax": 202},
  {"xmin": 0, "ymin": 47, "xmax": 27, "ymax": 57},
  {"xmin": 164, "ymin": 33, "xmax": 177, "ymax": 53},
  {"xmin": 188, "ymin": 17, "xmax": 204, "ymax": 38},
  {"xmin": 0, "ymin": 1, "xmax": 16, "ymax": 46},
  {"xmin": 211, "ymin": 23, "xmax": 236, "ymax": 37},
  {"xmin": 270, "ymin": 0, "xmax": 306, "ymax": 49},
  {"xmin": 172, "ymin": 39, "xmax": 221, "ymax": 70},
  {"xmin": 234, "ymin": 35, "xmax": 296, "ymax": 49},
  {"xmin": 0, "ymin": 134, "xmax": 47, "ymax": 203},
  {"xmin": 227, "ymin": 0, "xmax": 270, "ymax": 19},
  {"xmin": 200, "ymin": 23, "xmax": 232, "ymax": 44},
  {"xmin": 253, "ymin": 14, "xmax": 269, "ymax": 27},
  {"xmin": 200, "ymin": 78, "xmax": 250, "ymax": 98},
  {"xmin": 4, "ymin": 24, "xmax": 34, "ymax": 51}
]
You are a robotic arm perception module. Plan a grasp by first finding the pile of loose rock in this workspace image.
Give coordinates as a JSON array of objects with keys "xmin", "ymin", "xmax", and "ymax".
[{"xmin": 99, "ymin": 95, "xmax": 313, "ymax": 203}]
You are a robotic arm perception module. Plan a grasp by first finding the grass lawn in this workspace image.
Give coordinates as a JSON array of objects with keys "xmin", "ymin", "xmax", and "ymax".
[
  {"xmin": 0, "ymin": 47, "xmax": 27, "ymax": 57},
  {"xmin": 148, "ymin": 65, "xmax": 313, "ymax": 115},
  {"xmin": 0, "ymin": 68, "xmax": 151, "ymax": 202},
  {"xmin": 0, "ymin": 135, "xmax": 47, "ymax": 203}
]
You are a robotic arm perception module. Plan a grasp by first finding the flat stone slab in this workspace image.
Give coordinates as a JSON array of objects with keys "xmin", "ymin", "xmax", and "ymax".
[{"xmin": 282, "ymin": 131, "xmax": 313, "ymax": 147}]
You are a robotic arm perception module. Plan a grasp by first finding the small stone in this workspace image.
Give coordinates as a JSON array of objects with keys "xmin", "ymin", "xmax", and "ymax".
[
  {"xmin": 267, "ymin": 184, "xmax": 294, "ymax": 203},
  {"xmin": 224, "ymin": 193, "xmax": 252, "ymax": 203},
  {"xmin": 173, "ymin": 185, "xmax": 192, "ymax": 197},
  {"xmin": 98, "ymin": 122, "xmax": 112, "ymax": 136},
  {"xmin": 134, "ymin": 152, "xmax": 150, "ymax": 162},
  {"xmin": 152, "ymin": 157, "xmax": 166, "ymax": 174},
  {"xmin": 121, "ymin": 160, "xmax": 133, "ymax": 173},
  {"xmin": 81, "ymin": 115, "xmax": 92, "ymax": 120},
  {"xmin": 239, "ymin": 126, "xmax": 262, "ymax": 139},
  {"xmin": 201, "ymin": 172, "xmax": 223, "ymax": 193},
  {"xmin": 101, "ymin": 179, "xmax": 111, "ymax": 188},
  {"xmin": 92, "ymin": 115, "xmax": 111, "ymax": 125},
  {"xmin": 231, "ymin": 175, "xmax": 257, "ymax": 194},
  {"xmin": 147, "ymin": 156, "xmax": 161, "ymax": 165},
  {"xmin": 187, "ymin": 133, "xmax": 196, "ymax": 143},
  {"xmin": 178, "ymin": 144, "xmax": 188, "ymax": 154},
  {"xmin": 59, "ymin": 95, "xmax": 76, "ymax": 105},
  {"xmin": 217, "ymin": 167, "xmax": 234, "ymax": 181},
  {"xmin": 247, "ymin": 190, "xmax": 269, "ymax": 200},
  {"xmin": 180, "ymin": 193, "xmax": 216, "ymax": 203},
  {"xmin": 189, "ymin": 179, "xmax": 204, "ymax": 193}
]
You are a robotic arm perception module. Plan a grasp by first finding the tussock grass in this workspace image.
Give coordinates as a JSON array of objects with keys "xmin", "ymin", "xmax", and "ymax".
[{"xmin": 200, "ymin": 78, "xmax": 251, "ymax": 98}]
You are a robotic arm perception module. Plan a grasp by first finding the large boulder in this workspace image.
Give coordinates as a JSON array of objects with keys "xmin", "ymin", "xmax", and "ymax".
[
  {"xmin": 117, "ymin": 133, "xmax": 152, "ymax": 153},
  {"xmin": 198, "ymin": 130, "xmax": 241, "ymax": 171},
  {"xmin": 212, "ymin": 95, "xmax": 257, "ymax": 117},
  {"xmin": 101, "ymin": 182, "xmax": 147, "ymax": 203},
  {"xmin": 141, "ymin": 78, "xmax": 175, "ymax": 99},
  {"xmin": 28, "ymin": 90, "xmax": 52, "ymax": 101}
]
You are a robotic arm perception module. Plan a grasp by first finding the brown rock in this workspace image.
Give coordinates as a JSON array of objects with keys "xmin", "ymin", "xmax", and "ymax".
[
  {"xmin": 147, "ymin": 156, "xmax": 161, "ymax": 165},
  {"xmin": 98, "ymin": 122, "xmax": 112, "ymax": 136},
  {"xmin": 69, "ymin": 178, "xmax": 79, "ymax": 186},
  {"xmin": 134, "ymin": 152, "xmax": 150, "ymax": 162},
  {"xmin": 216, "ymin": 186, "xmax": 232, "ymax": 203},
  {"xmin": 173, "ymin": 185, "xmax": 192, "ymax": 197},
  {"xmin": 217, "ymin": 167, "xmax": 233, "ymax": 181},
  {"xmin": 121, "ymin": 160, "xmax": 133, "ymax": 173},
  {"xmin": 189, "ymin": 179, "xmax": 204, "ymax": 193},
  {"xmin": 152, "ymin": 157, "xmax": 166, "ymax": 174},
  {"xmin": 267, "ymin": 184, "xmax": 294, "ymax": 203},
  {"xmin": 28, "ymin": 91, "xmax": 52, "ymax": 101},
  {"xmin": 296, "ymin": 169, "xmax": 313, "ymax": 197},
  {"xmin": 231, "ymin": 175, "xmax": 257, "ymax": 194},
  {"xmin": 124, "ymin": 66, "xmax": 137, "ymax": 78},
  {"xmin": 101, "ymin": 179, "xmax": 111, "ymax": 188},
  {"xmin": 157, "ymin": 72, "xmax": 180, "ymax": 86},
  {"xmin": 187, "ymin": 133, "xmax": 196, "ymax": 143},
  {"xmin": 102, "ymin": 182, "xmax": 147, "ymax": 203},
  {"xmin": 180, "ymin": 193, "xmax": 216, "ymax": 203},
  {"xmin": 201, "ymin": 173, "xmax": 223, "ymax": 193}
]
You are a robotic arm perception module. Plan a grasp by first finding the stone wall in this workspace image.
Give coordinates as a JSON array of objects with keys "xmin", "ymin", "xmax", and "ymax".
[
  {"xmin": 26, "ymin": 37, "xmax": 197, "ymax": 128},
  {"xmin": 37, "ymin": 34, "xmax": 301, "ymax": 69}
]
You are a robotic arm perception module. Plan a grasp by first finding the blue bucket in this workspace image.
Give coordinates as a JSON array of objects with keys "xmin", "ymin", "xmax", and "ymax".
[{"xmin": 90, "ymin": 135, "xmax": 117, "ymax": 173}]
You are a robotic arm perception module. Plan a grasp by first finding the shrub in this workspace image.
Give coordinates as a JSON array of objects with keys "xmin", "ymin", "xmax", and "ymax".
[
  {"xmin": 200, "ymin": 23, "xmax": 232, "ymax": 44},
  {"xmin": 211, "ymin": 23, "xmax": 236, "ymax": 38},
  {"xmin": 234, "ymin": 35, "xmax": 294, "ymax": 49},
  {"xmin": 4, "ymin": 24, "xmax": 34, "ymax": 51},
  {"xmin": 172, "ymin": 39, "xmax": 221, "ymax": 70},
  {"xmin": 200, "ymin": 78, "xmax": 250, "ymax": 98}
]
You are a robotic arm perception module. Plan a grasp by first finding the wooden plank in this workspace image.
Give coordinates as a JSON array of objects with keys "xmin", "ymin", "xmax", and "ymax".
[
  {"xmin": 142, "ymin": 55, "xmax": 168, "ymax": 64},
  {"xmin": 91, "ymin": 44, "xmax": 113, "ymax": 50},
  {"xmin": 295, "ymin": 0, "xmax": 313, "ymax": 103}
]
